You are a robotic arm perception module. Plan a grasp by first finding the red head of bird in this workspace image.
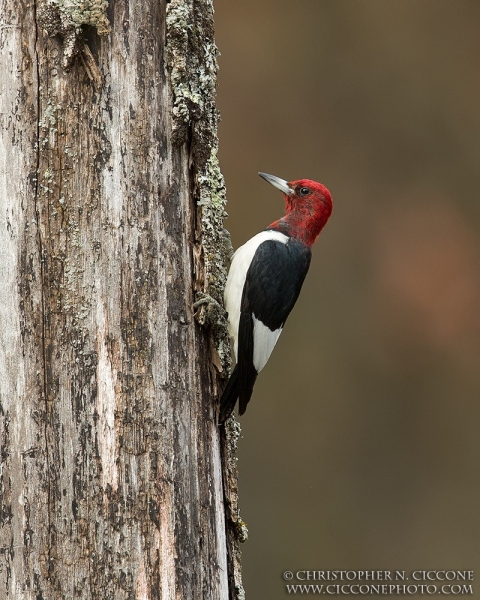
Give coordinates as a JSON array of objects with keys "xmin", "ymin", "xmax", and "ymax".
[{"xmin": 259, "ymin": 172, "xmax": 333, "ymax": 247}]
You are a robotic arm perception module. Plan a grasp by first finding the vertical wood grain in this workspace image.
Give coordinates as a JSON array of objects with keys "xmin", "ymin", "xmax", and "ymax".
[{"xmin": 0, "ymin": 1, "xmax": 237, "ymax": 597}]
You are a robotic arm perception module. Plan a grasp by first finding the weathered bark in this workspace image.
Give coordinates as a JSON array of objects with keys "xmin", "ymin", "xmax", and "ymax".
[{"xmin": 0, "ymin": 0, "xmax": 244, "ymax": 598}]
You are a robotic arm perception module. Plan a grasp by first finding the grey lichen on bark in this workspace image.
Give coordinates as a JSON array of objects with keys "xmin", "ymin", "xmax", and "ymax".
[
  {"xmin": 37, "ymin": 0, "xmax": 110, "ymax": 67},
  {"xmin": 1, "ymin": 0, "xmax": 246, "ymax": 597},
  {"xmin": 165, "ymin": 0, "xmax": 233, "ymax": 366},
  {"xmin": 166, "ymin": 1, "xmax": 247, "ymax": 597}
]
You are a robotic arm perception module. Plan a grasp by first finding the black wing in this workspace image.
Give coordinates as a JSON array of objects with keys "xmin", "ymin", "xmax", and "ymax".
[{"xmin": 243, "ymin": 238, "xmax": 312, "ymax": 332}]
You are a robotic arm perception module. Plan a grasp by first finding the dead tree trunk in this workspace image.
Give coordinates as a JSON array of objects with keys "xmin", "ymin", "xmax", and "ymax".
[{"xmin": 0, "ymin": 0, "xmax": 243, "ymax": 597}]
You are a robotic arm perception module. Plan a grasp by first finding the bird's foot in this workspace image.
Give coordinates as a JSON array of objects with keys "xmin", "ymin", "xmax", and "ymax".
[
  {"xmin": 194, "ymin": 292, "xmax": 233, "ymax": 377},
  {"xmin": 193, "ymin": 292, "xmax": 228, "ymax": 329}
]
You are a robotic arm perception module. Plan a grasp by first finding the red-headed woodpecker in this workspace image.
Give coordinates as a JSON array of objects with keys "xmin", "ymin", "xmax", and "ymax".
[{"xmin": 219, "ymin": 172, "xmax": 333, "ymax": 422}]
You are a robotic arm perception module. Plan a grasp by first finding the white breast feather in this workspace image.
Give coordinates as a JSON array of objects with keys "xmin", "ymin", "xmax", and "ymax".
[{"xmin": 224, "ymin": 230, "xmax": 288, "ymax": 361}]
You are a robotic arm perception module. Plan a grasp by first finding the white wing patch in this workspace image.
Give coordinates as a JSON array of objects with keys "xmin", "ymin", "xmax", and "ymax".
[
  {"xmin": 252, "ymin": 316, "xmax": 282, "ymax": 372},
  {"xmin": 224, "ymin": 230, "xmax": 288, "ymax": 360}
]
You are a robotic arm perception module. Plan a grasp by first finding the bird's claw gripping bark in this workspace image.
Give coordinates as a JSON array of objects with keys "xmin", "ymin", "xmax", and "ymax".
[
  {"xmin": 193, "ymin": 292, "xmax": 228, "ymax": 329},
  {"xmin": 194, "ymin": 293, "xmax": 232, "ymax": 376}
]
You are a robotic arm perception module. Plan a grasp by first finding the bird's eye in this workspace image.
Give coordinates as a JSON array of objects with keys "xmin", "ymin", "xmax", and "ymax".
[{"xmin": 299, "ymin": 187, "xmax": 310, "ymax": 196}]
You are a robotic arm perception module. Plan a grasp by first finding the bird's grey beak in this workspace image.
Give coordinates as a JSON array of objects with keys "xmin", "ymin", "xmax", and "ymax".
[{"xmin": 258, "ymin": 172, "xmax": 293, "ymax": 195}]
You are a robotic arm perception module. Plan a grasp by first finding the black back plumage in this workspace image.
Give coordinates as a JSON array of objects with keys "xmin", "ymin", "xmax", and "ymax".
[{"xmin": 243, "ymin": 238, "xmax": 311, "ymax": 331}]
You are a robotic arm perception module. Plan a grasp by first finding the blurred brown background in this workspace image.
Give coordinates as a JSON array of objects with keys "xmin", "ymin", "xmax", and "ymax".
[{"xmin": 215, "ymin": 1, "xmax": 480, "ymax": 597}]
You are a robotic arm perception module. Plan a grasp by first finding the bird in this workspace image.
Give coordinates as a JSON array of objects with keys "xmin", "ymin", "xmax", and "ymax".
[{"xmin": 219, "ymin": 172, "xmax": 333, "ymax": 422}]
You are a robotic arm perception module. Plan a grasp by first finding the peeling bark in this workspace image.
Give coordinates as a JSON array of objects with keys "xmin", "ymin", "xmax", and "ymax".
[{"xmin": 0, "ymin": 0, "xmax": 243, "ymax": 598}]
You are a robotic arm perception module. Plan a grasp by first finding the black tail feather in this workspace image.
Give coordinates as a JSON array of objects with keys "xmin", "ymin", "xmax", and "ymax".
[
  {"xmin": 238, "ymin": 364, "xmax": 257, "ymax": 416},
  {"xmin": 219, "ymin": 363, "xmax": 258, "ymax": 423},
  {"xmin": 235, "ymin": 309, "xmax": 257, "ymax": 417}
]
